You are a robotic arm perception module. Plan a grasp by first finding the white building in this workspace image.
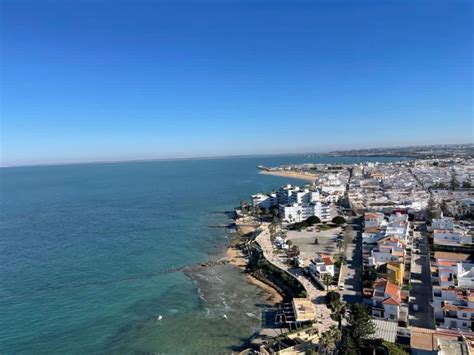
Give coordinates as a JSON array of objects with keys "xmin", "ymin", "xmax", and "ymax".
[
  {"xmin": 369, "ymin": 278, "xmax": 401, "ymax": 322},
  {"xmin": 368, "ymin": 236, "xmax": 406, "ymax": 266},
  {"xmin": 276, "ymin": 185, "xmax": 319, "ymax": 205},
  {"xmin": 431, "ymin": 252, "xmax": 474, "ymax": 332},
  {"xmin": 280, "ymin": 202, "xmax": 330, "ymax": 223},
  {"xmin": 251, "ymin": 192, "xmax": 277, "ymax": 210},
  {"xmin": 364, "ymin": 212, "xmax": 386, "ymax": 228},
  {"xmin": 308, "ymin": 254, "xmax": 335, "ymax": 277},
  {"xmin": 433, "ymin": 229, "xmax": 473, "ymax": 248},
  {"xmin": 432, "ymin": 217, "xmax": 455, "ymax": 231}
]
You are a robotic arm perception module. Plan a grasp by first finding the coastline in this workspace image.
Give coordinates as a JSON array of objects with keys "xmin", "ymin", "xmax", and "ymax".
[
  {"xmin": 259, "ymin": 170, "xmax": 318, "ymax": 182},
  {"xmin": 225, "ymin": 245, "xmax": 283, "ymax": 304}
]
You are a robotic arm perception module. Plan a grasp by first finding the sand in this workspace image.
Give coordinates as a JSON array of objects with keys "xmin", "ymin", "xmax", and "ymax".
[
  {"xmin": 226, "ymin": 246, "xmax": 247, "ymax": 268},
  {"xmin": 226, "ymin": 246, "xmax": 283, "ymax": 304},
  {"xmin": 259, "ymin": 170, "xmax": 318, "ymax": 182}
]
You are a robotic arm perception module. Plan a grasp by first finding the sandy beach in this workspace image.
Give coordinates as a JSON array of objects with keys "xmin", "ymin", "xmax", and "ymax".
[
  {"xmin": 226, "ymin": 246, "xmax": 283, "ymax": 304},
  {"xmin": 259, "ymin": 170, "xmax": 318, "ymax": 182}
]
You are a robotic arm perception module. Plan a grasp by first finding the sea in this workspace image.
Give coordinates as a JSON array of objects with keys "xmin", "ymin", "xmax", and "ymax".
[{"xmin": 0, "ymin": 155, "xmax": 405, "ymax": 354}]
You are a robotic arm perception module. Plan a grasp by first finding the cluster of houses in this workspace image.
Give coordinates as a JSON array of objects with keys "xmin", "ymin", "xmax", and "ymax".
[
  {"xmin": 251, "ymin": 184, "xmax": 332, "ymax": 223},
  {"xmin": 428, "ymin": 216, "xmax": 474, "ymax": 333},
  {"xmin": 362, "ymin": 210, "xmax": 410, "ymax": 325},
  {"xmin": 348, "ymin": 161, "xmax": 431, "ymax": 215}
]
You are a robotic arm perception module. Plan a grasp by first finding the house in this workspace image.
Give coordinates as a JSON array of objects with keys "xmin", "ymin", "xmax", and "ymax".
[
  {"xmin": 364, "ymin": 212, "xmax": 386, "ymax": 228},
  {"xmin": 369, "ymin": 278, "xmax": 402, "ymax": 322},
  {"xmin": 439, "ymin": 290, "xmax": 474, "ymax": 332},
  {"xmin": 433, "ymin": 251, "xmax": 472, "ymax": 263},
  {"xmin": 433, "ymin": 229, "xmax": 473, "ymax": 248},
  {"xmin": 368, "ymin": 236, "xmax": 406, "ymax": 266},
  {"xmin": 308, "ymin": 254, "xmax": 335, "ymax": 277},
  {"xmin": 387, "ymin": 262, "xmax": 404, "ymax": 287},
  {"xmin": 362, "ymin": 227, "xmax": 386, "ymax": 244},
  {"xmin": 385, "ymin": 220, "xmax": 409, "ymax": 242},
  {"xmin": 431, "ymin": 252, "xmax": 474, "ymax": 332},
  {"xmin": 432, "ymin": 217, "xmax": 455, "ymax": 231}
]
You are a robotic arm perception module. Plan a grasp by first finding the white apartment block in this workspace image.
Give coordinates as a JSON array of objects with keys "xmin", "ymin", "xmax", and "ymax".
[{"xmin": 280, "ymin": 202, "xmax": 330, "ymax": 223}]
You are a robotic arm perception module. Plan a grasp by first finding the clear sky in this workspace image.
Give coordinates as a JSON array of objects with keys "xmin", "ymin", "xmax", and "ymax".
[{"xmin": 1, "ymin": 0, "xmax": 472, "ymax": 166}]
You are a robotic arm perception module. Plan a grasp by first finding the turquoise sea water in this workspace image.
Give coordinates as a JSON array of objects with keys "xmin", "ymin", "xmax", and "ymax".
[{"xmin": 0, "ymin": 155, "xmax": 405, "ymax": 353}]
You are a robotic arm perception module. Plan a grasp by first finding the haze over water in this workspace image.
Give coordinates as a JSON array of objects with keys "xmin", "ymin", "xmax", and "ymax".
[{"xmin": 0, "ymin": 155, "xmax": 404, "ymax": 353}]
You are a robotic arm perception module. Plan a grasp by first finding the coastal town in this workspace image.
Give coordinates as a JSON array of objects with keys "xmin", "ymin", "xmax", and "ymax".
[{"xmin": 228, "ymin": 149, "xmax": 474, "ymax": 354}]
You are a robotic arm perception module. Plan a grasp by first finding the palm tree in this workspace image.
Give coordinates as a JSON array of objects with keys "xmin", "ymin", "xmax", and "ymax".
[
  {"xmin": 322, "ymin": 273, "xmax": 332, "ymax": 292},
  {"xmin": 318, "ymin": 325, "xmax": 341, "ymax": 354},
  {"xmin": 330, "ymin": 299, "xmax": 347, "ymax": 330}
]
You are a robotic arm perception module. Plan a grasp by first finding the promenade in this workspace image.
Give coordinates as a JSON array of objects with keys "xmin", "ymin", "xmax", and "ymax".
[{"xmin": 255, "ymin": 227, "xmax": 335, "ymax": 333}]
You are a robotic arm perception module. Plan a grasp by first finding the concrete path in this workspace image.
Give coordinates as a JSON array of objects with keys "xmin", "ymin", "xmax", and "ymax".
[{"xmin": 255, "ymin": 227, "xmax": 336, "ymax": 333}]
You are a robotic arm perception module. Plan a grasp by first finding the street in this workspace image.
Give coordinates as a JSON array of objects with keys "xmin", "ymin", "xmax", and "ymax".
[
  {"xmin": 409, "ymin": 229, "xmax": 435, "ymax": 329},
  {"xmin": 341, "ymin": 217, "xmax": 363, "ymax": 304}
]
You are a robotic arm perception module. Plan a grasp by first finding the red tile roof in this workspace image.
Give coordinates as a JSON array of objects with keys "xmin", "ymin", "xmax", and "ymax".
[{"xmin": 383, "ymin": 297, "xmax": 400, "ymax": 306}]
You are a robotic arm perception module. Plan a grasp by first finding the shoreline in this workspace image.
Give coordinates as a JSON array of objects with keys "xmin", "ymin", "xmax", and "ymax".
[
  {"xmin": 225, "ymin": 245, "xmax": 283, "ymax": 305},
  {"xmin": 259, "ymin": 170, "xmax": 318, "ymax": 182}
]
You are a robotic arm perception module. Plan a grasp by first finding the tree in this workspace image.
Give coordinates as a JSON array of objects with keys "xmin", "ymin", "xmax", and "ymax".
[
  {"xmin": 330, "ymin": 298, "xmax": 346, "ymax": 330},
  {"xmin": 336, "ymin": 239, "xmax": 344, "ymax": 253},
  {"xmin": 332, "ymin": 216, "xmax": 346, "ymax": 226},
  {"xmin": 426, "ymin": 195, "xmax": 440, "ymax": 220},
  {"xmin": 345, "ymin": 304, "xmax": 375, "ymax": 349},
  {"xmin": 380, "ymin": 341, "xmax": 408, "ymax": 355},
  {"xmin": 326, "ymin": 291, "xmax": 340, "ymax": 305},
  {"xmin": 318, "ymin": 325, "xmax": 341, "ymax": 354},
  {"xmin": 450, "ymin": 168, "xmax": 460, "ymax": 190},
  {"xmin": 462, "ymin": 180, "xmax": 472, "ymax": 189},
  {"xmin": 307, "ymin": 215, "xmax": 321, "ymax": 225},
  {"xmin": 340, "ymin": 335, "xmax": 359, "ymax": 355},
  {"xmin": 322, "ymin": 273, "xmax": 332, "ymax": 292}
]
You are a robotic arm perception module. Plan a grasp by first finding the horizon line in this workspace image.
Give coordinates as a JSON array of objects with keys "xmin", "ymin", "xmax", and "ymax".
[{"xmin": 2, "ymin": 142, "xmax": 472, "ymax": 169}]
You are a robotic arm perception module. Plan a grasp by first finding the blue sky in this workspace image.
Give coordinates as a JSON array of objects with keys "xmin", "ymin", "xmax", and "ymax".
[{"xmin": 1, "ymin": 0, "xmax": 472, "ymax": 166}]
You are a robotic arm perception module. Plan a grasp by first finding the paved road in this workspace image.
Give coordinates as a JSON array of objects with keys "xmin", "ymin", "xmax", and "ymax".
[
  {"xmin": 255, "ymin": 227, "xmax": 336, "ymax": 333},
  {"xmin": 409, "ymin": 229, "xmax": 435, "ymax": 329},
  {"xmin": 342, "ymin": 218, "xmax": 363, "ymax": 304}
]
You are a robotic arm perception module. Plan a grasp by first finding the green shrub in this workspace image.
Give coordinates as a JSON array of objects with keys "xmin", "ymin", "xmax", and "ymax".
[{"xmin": 332, "ymin": 216, "xmax": 346, "ymax": 225}]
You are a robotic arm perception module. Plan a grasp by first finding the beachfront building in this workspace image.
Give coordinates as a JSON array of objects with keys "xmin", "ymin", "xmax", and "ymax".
[
  {"xmin": 291, "ymin": 298, "xmax": 316, "ymax": 324},
  {"xmin": 251, "ymin": 192, "xmax": 277, "ymax": 210}
]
